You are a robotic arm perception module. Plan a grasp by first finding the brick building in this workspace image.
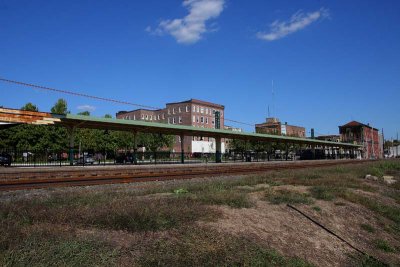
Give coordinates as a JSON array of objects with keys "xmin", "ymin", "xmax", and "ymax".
[
  {"xmin": 339, "ymin": 121, "xmax": 383, "ymax": 159},
  {"xmin": 116, "ymin": 99, "xmax": 225, "ymax": 153},
  {"xmin": 255, "ymin": 118, "xmax": 306, "ymax": 138}
]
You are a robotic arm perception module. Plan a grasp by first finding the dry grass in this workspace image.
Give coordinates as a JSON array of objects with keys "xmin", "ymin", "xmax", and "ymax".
[{"xmin": 1, "ymin": 160, "xmax": 400, "ymax": 266}]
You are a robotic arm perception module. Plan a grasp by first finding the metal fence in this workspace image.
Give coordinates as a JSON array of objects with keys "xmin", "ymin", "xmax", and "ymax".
[{"xmin": 0, "ymin": 148, "xmax": 355, "ymax": 168}]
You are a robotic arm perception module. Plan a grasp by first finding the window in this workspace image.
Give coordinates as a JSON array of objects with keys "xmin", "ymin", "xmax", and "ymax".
[
  {"xmin": 196, "ymin": 106, "xmax": 200, "ymax": 113},
  {"xmin": 172, "ymin": 108, "xmax": 175, "ymax": 114},
  {"xmin": 162, "ymin": 114, "xmax": 165, "ymax": 119},
  {"xmin": 200, "ymin": 107, "xmax": 204, "ymax": 114},
  {"xmin": 141, "ymin": 114, "xmax": 144, "ymax": 119},
  {"xmin": 196, "ymin": 117, "xmax": 199, "ymax": 123},
  {"xmin": 212, "ymin": 120, "xmax": 215, "ymax": 124},
  {"xmin": 193, "ymin": 106, "xmax": 196, "ymax": 112},
  {"xmin": 133, "ymin": 115, "xmax": 136, "ymax": 120},
  {"xmin": 173, "ymin": 117, "xmax": 176, "ymax": 124},
  {"xmin": 205, "ymin": 117, "xmax": 208, "ymax": 124},
  {"xmin": 157, "ymin": 114, "xmax": 160, "ymax": 120},
  {"xmin": 179, "ymin": 116, "xmax": 182, "ymax": 123},
  {"xmin": 179, "ymin": 107, "xmax": 181, "ymax": 113},
  {"xmin": 193, "ymin": 115, "xmax": 195, "ymax": 123},
  {"xmin": 205, "ymin": 108, "xmax": 208, "ymax": 115},
  {"xmin": 168, "ymin": 118, "xmax": 170, "ymax": 124},
  {"xmin": 168, "ymin": 109, "xmax": 170, "ymax": 115},
  {"xmin": 186, "ymin": 106, "xmax": 189, "ymax": 112},
  {"xmin": 149, "ymin": 116, "xmax": 152, "ymax": 121},
  {"xmin": 200, "ymin": 117, "xmax": 204, "ymax": 123},
  {"xmin": 145, "ymin": 115, "xmax": 148, "ymax": 120}
]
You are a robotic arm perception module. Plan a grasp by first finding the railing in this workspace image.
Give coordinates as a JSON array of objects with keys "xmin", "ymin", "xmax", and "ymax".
[{"xmin": 0, "ymin": 148, "xmax": 356, "ymax": 168}]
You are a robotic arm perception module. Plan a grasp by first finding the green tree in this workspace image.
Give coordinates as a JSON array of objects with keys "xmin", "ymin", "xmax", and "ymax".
[
  {"xmin": 138, "ymin": 133, "xmax": 174, "ymax": 151},
  {"xmin": 77, "ymin": 111, "xmax": 90, "ymax": 116},
  {"xmin": 51, "ymin": 99, "xmax": 68, "ymax": 114},
  {"xmin": 104, "ymin": 114, "xmax": 112, "ymax": 118},
  {"xmin": 21, "ymin": 102, "xmax": 38, "ymax": 112}
]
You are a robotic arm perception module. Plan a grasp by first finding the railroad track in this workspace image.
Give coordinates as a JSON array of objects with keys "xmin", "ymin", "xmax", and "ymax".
[{"xmin": 0, "ymin": 160, "xmax": 370, "ymax": 191}]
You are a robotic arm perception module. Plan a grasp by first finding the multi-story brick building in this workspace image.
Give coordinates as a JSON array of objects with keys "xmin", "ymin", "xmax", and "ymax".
[
  {"xmin": 255, "ymin": 117, "xmax": 306, "ymax": 138},
  {"xmin": 116, "ymin": 99, "xmax": 225, "ymax": 153},
  {"xmin": 339, "ymin": 121, "xmax": 383, "ymax": 159}
]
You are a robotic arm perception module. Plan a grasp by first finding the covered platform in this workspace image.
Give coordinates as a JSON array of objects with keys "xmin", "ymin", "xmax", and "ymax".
[{"xmin": 0, "ymin": 107, "xmax": 362, "ymax": 165}]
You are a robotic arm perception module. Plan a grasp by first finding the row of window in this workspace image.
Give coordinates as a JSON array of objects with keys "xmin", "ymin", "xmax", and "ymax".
[
  {"xmin": 192, "ymin": 115, "xmax": 215, "ymax": 125},
  {"xmin": 168, "ymin": 105, "xmax": 190, "ymax": 115},
  {"xmin": 192, "ymin": 105, "xmax": 223, "ymax": 116},
  {"xmin": 167, "ymin": 117, "xmax": 183, "ymax": 124}
]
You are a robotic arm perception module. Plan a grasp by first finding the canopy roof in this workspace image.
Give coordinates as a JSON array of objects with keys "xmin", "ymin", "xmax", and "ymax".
[{"xmin": 0, "ymin": 107, "xmax": 361, "ymax": 148}]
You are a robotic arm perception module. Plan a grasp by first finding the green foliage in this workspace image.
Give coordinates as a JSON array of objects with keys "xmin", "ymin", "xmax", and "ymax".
[
  {"xmin": 21, "ymin": 102, "xmax": 38, "ymax": 111},
  {"xmin": 374, "ymin": 239, "xmax": 395, "ymax": 253},
  {"xmin": 77, "ymin": 110, "xmax": 90, "ymax": 116},
  {"xmin": 50, "ymin": 98, "xmax": 68, "ymax": 114},
  {"xmin": 310, "ymin": 186, "xmax": 344, "ymax": 201},
  {"xmin": 2, "ymin": 237, "xmax": 118, "ymax": 267},
  {"xmin": 0, "ymin": 100, "xmax": 174, "ymax": 152},
  {"xmin": 312, "ymin": 206, "xmax": 322, "ymax": 212},
  {"xmin": 360, "ymin": 223, "xmax": 375, "ymax": 233}
]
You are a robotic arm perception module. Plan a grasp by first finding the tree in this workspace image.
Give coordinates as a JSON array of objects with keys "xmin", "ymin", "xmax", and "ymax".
[
  {"xmin": 51, "ymin": 99, "xmax": 68, "ymax": 114},
  {"xmin": 138, "ymin": 133, "xmax": 174, "ymax": 151},
  {"xmin": 104, "ymin": 114, "xmax": 112, "ymax": 118},
  {"xmin": 77, "ymin": 111, "xmax": 90, "ymax": 116},
  {"xmin": 21, "ymin": 102, "xmax": 38, "ymax": 112}
]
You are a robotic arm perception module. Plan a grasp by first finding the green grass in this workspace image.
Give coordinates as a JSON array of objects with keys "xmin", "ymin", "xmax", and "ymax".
[
  {"xmin": 360, "ymin": 223, "xmax": 375, "ymax": 233},
  {"xmin": 1, "ymin": 230, "xmax": 118, "ymax": 267},
  {"xmin": 265, "ymin": 189, "xmax": 314, "ymax": 205},
  {"xmin": 310, "ymin": 186, "xmax": 346, "ymax": 201},
  {"xmin": 0, "ymin": 194, "xmax": 218, "ymax": 233},
  {"xmin": 312, "ymin": 206, "xmax": 322, "ymax": 212},
  {"xmin": 137, "ymin": 227, "xmax": 312, "ymax": 267},
  {"xmin": 374, "ymin": 239, "xmax": 395, "ymax": 253}
]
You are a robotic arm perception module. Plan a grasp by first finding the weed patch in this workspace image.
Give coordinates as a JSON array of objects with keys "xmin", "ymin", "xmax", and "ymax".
[
  {"xmin": 265, "ymin": 189, "xmax": 313, "ymax": 205},
  {"xmin": 310, "ymin": 186, "xmax": 346, "ymax": 201},
  {"xmin": 374, "ymin": 239, "xmax": 395, "ymax": 253},
  {"xmin": 360, "ymin": 223, "xmax": 375, "ymax": 233}
]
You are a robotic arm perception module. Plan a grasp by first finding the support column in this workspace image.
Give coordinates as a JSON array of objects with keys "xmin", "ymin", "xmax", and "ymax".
[
  {"xmin": 216, "ymin": 137, "xmax": 222, "ymax": 163},
  {"xmin": 133, "ymin": 131, "xmax": 138, "ymax": 165},
  {"xmin": 68, "ymin": 126, "xmax": 75, "ymax": 166},
  {"xmin": 311, "ymin": 144, "xmax": 316, "ymax": 160},
  {"xmin": 285, "ymin": 143, "xmax": 289, "ymax": 161},
  {"xmin": 180, "ymin": 134, "xmax": 185, "ymax": 164}
]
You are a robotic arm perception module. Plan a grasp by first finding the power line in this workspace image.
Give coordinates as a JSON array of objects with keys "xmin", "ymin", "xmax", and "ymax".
[{"xmin": 0, "ymin": 77, "xmax": 256, "ymax": 127}]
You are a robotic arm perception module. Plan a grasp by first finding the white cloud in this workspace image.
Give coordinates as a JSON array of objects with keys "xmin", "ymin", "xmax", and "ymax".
[
  {"xmin": 77, "ymin": 105, "xmax": 96, "ymax": 112},
  {"xmin": 257, "ymin": 8, "xmax": 329, "ymax": 41},
  {"xmin": 150, "ymin": 0, "xmax": 225, "ymax": 44}
]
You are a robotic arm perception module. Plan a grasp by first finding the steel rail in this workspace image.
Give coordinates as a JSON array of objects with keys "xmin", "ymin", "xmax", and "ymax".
[{"xmin": 0, "ymin": 160, "xmax": 370, "ymax": 191}]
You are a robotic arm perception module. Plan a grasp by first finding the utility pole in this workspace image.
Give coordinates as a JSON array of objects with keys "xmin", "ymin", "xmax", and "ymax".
[{"xmin": 397, "ymin": 132, "xmax": 399, "ymax": 157}]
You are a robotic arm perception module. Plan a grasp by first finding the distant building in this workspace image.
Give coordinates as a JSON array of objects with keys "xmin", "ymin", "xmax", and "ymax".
[
  {"xmin": 338, "ymin": 121, "xmax": 383, "ymax": 159},
  {"xmin": 224, "ymin": 125, "xmax": 242, "ymax": 152},
  {"xmin": 316, "ymin": 135, "xmax": 340, "ymax": 142},
  {"xmin": 255, "ymin": 118, "xmax": 306, "ymax": 138},
  {"xmin": 116, "ymin": 99, "xmax": 225, "ymax": 153}
]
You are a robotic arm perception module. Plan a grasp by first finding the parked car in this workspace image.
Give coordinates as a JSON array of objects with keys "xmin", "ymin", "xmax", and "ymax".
[
  {"xmin": 74, "ymin": 155, "xmax": 95, "ymax": 165},
  {"xmin": 0, "ymin": 152, "xmax": 12, "ymax": 166}
]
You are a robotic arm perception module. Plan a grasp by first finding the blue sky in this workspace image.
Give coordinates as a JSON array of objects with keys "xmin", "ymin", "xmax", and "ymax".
[{"xmin": 1, "ymin": 0, "xmax": 399, "ymax": 139}]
